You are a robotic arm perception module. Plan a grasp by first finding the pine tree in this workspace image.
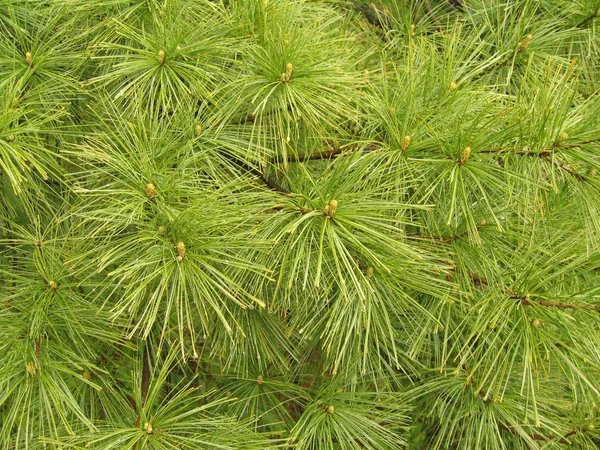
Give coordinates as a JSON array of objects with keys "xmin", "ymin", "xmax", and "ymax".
[{"xmin": 1, "ymin": 0, "xmax": 600, "ymax": 448}]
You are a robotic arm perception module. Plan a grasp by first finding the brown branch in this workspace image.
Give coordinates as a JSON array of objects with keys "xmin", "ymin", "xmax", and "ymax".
[
  {"xmin": 422, "ymin": 0, "xmax": 442, "ymax": 27},
  {"xmin": 497, "ymin": 422, "xmax": 572, "ymax": 445},
  {"xmin": 576, "ymin": 9, "xmax": 600, "ymax": 28},
  {"xmin": 349, "ymin": 1, "xmax": 389, "ymax": 29},
  {"xmin": 541, "ymin": 152, "xmax": 584, "ymax": 180},
  {"xmin": 520, "ymin": 297, "xmax": 600, "ymax": 312},
  {"xmin": 132, "ymin": 342, "xmax": 151, "ymax": 450},
  {"xmin": 290, "ymin": 143, "xmax": 380, "ymax": 162},
  {"xmin": 462, "ymin": 271, "xmax": 600, "ymax": 313},
  {"xmin": 411, "ymin": 230, "xmax": 470, "ymax": 244}
]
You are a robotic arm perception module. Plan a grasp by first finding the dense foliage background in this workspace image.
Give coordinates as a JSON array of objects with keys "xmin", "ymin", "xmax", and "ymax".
[{"xmin": 1, "ymin": 0, "xmax": 600, "ymax": 448}]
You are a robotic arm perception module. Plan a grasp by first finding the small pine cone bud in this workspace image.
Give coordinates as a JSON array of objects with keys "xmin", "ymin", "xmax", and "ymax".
[
  {"xmin": 195, "ymin": 124, "xmax": 202, "ymax": 137},
  {"xmin": 48, "ymin": 280, "xmax": 58, "ymax": 290},
  {"xmin": 366, "ymin": 266, "xmax": 374, "ymax": 278},
  {"xmin": 7, "ymin": 135, "xmax": 15, "ymax": 142},
  {"xmin": 479, "ymin": 219, "xmax": 487, "ymax": 226},
  {"xmin": 588, "ymin": 424, "xmax": 595, "ymax": 430},
  {"xmin": 143, "ymin": 422, "xmax": 153, "ymax": 434},
  {"xmin": 281, "ymin": 72, "xmax": 290, "ymax": 82},
  {"xmin": 146, "ymin": 183, "xmax": 157, "ymax": 199},
  {"xmin": 286, "ymin": 62, "xmax": 293, "ymax": 76},
  {"xmin": 458, "ymin": 146, "xmax": 472, "ymax": 165},
  {"xmin": 158, "ymin": 225, "xmax": 166, "ymax": 233},
  {"xmin": 257, "ymin": 375, "xmax": 264, "ymax": 386},
  {"xmin": 449, "ymin": 81, "xmax": 457, "ymax": 90},
  {"xmin": 327, "ymin": 405, "xmax": 335, "ymax": 414},
  {"xmin": 401, "ymin": 135, "xmax": 411, "ymax": 151},
  {"xmin": 25, "ymin": 51, "xmax": 33, "ymax": 66},
  {"xmin": 589, "ymin": 168, "xmax": 597, "ymax": 176},
  {"xmin": 409, "ymin": 24, "xmax": 415, "ymax": 36},
  {"xmin": 225, "ymin": 391, "xmax": 232, "ymax": 398},
  {"xmin": 532, "ymin": 319, "xmax": 541, "ymax": 328},
  {"xmin": 83, "ymin": 370, "xmax": 91, "ymax": 380},
  {"xmin": 558, "ymin": 132, "xmax": 568, "ymax": 141},
  {"xmin": 158, "ymin": 49, "xmax": 165, "ymax": 65},
  {"xmin": 518, "ymin": 34, "xmax": 533, "ymax": 52},
  {"xmin": 176, "ymin": 241, "xmax": 186, "ymax": 259},
  {"xmin": 26, "ymin": 361, "xmax": 36, "ymax": 376}
]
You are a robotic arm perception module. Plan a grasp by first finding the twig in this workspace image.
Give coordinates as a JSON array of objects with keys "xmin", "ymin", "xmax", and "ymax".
[
  {"xmin": 411, "ymin": 230, "xmax": 470, "ymax": 244},
  {"xmin": 541, "ymin": 152, "xmax": 584, "ymax": 181},
  {"xmin": 462, "ymin": 271, "xmax": 600, "ymax": 313},
  {"xmin": 349, "ymin": 1, "xmax": 389, "ymax": 29},
  {"xmin": 497, "ymin": 422, "xmax": 572, "ymax": 445},
  {"xmin": 422, "ymin": 0, "xmax": 442, "ymax": 27},
  {"xmin": 576, "ymin": 9, "xmax": 600, "ymax": 28}
]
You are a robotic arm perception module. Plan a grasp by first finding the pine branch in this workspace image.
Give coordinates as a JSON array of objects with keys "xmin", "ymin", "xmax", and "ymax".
[
  {"xmin": 576, "ymin": 9, "xmax": 600, "ymax": 28},
  {"xmin": 349, "ymin": 1, "xmax": 389, "ymax": 29},
  {"xmin": 463, "ymin": 271, "xmax": 600, "ymax": 313}
]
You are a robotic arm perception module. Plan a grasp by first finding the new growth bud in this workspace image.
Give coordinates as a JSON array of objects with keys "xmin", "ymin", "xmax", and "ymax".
[
  {"xmin": 518, "ymin": 34, "xmax": 533, "ymax": 52},
  {"xmin": 532, "ymin": 319, "xmax": 541, "ymax": 328},
  {"xmin": 324, "ymin": 199, "xmax": 338, "ymax": 217},
  {"xmin": 282, "ymin": 62, "xmax": 293, "ymax": 82},
  {"xmin": 176, "ymin": 241, "xmax": 186, "ymax": 261},
  {"xmin": 401, "ymin": 135, "xmax": 411, "ymax": 152},
  {"xmin": 449, "ymin": 81, "xmax": 457, "ymax": 90},
  {"xmin": 146, "ymin": 183, "xmax": 157, "ymax": 199},
  {"xmin": 195, "ymin": 124, "xmax": 202, "ymax": 137},
  {"xmin": 25, "ymin": 51, "xmax": 33, "ymax": 66},
  {"xmin": 257, "ymin": 375, "xmax": 264, "ymax": 385},
  {"xmin": 158, "ymin": 49, "xmax": 165, "ymax": 65},
  {"xmin": 143, "ymin": 422, "xmax": 153, "ymax": 434},
  {"xmin": 26, "ymin": 361, "xmax": 36, "ymax": 376},
  {"xmin": 48, "ymin": 280, "xmax": 58, "ymax": 290},
  {"xmin": 327, "ymin": 405, "xmax": 335, "ymax": 414},
  {"xmin": 458, "ymin": 146, "xmax": 472, "ymax": 165},
  {"xmin": 558, "ymin": 132, "xmax": 568, "ymax": 141}
]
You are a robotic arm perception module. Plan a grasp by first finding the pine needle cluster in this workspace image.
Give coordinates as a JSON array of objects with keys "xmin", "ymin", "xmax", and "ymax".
[{"xmin": 1, "ymin": 0, "xmax": 600, "ymax": 448}]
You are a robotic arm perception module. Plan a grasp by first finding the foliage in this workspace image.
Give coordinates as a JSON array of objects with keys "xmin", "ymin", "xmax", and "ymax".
[{"xmin": 1, "ymin": 0, "xmax": 600, "ymax": 448}]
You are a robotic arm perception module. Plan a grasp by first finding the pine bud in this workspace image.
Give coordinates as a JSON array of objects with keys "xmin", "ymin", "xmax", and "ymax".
[
  {"xmin": 26, "ymin": 361, "xmax": 36, "ymax": 376},
  {"xmin": 83, "ymin": 370, "xmax": 91, "ymax": 380},
  {"xmin": 589, "ymin": 168, "xmax": 597, "ymax": 177},
  {"xmin": 158, "ymin": 49, "xmax": 165, "ymax": 65},
  {"xmin": 532, "ymin": 319, "xmax": 541, "ymax": 328},
  {"xmin": 257, "ymin": 375, "xmax": 264, "ymax": 385},
  {"xmin": 409, "ymin": 24, "xmax": 415, "ymax": 36},
  {"xmin": 195, "ymin": 124, "xmax": 202, "ymax": 137},
  {"xmin": 143, "ymin": 422, "xmax": 153, "ymax": 434},
  {"xmin": 401, "ymin": 135, "xmax": 410, "ymax": 152},
  {"xmin": 225, "ymin": 391, "xmax": 232, "ymax": 398},
  {"xmin": 146, "ymin": 183, "xmax": 157, "ymax": 199},
  {"xmin": 48, "ymin": 280, "xmax": 58, "ymax": 290},
  {"xmin": 518, "ymin": 34, "xmax": 533, "ymax": 52},
  {"xmin": 366, "ymin": 266, "xmax": 374, "ymax": 278},
  {"xmin": 176, "ymin": 241, "xmax": 186, "ymax": 260},
  {"xmin": 449, "ymin": 81, "xmax": 457, "ymax": 90},
  {"xmin": 25, "ymin": 51, "xmax": 33, "ymax": 66},
  {"xmin": 558, "ymin": 132, "xmax": 568, "ymax": 141},
  {"xmin": 281, "ymin": 62, "xmax": 293, "ymax": 82},
  {"xmin": 7, "ymin": 135, "xmax": 15, "ymax": 142},
  {"xmin": 589, "ymin": 424, "xmax": 595, "ymax": 430},
  {"xmin": 324, "ymin": 199, "xmax": 338, "ymax": 217},
  {"xmin": 458, "ymin": 146, "xmax": 471, "ymax": 165},
  {"xmin": 158, "ymin": 225, "xmax": 166, "ymax": 233},
  {"xmin": 327, "ymin": 405, "xmax": 335, "ymax": 414}
]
